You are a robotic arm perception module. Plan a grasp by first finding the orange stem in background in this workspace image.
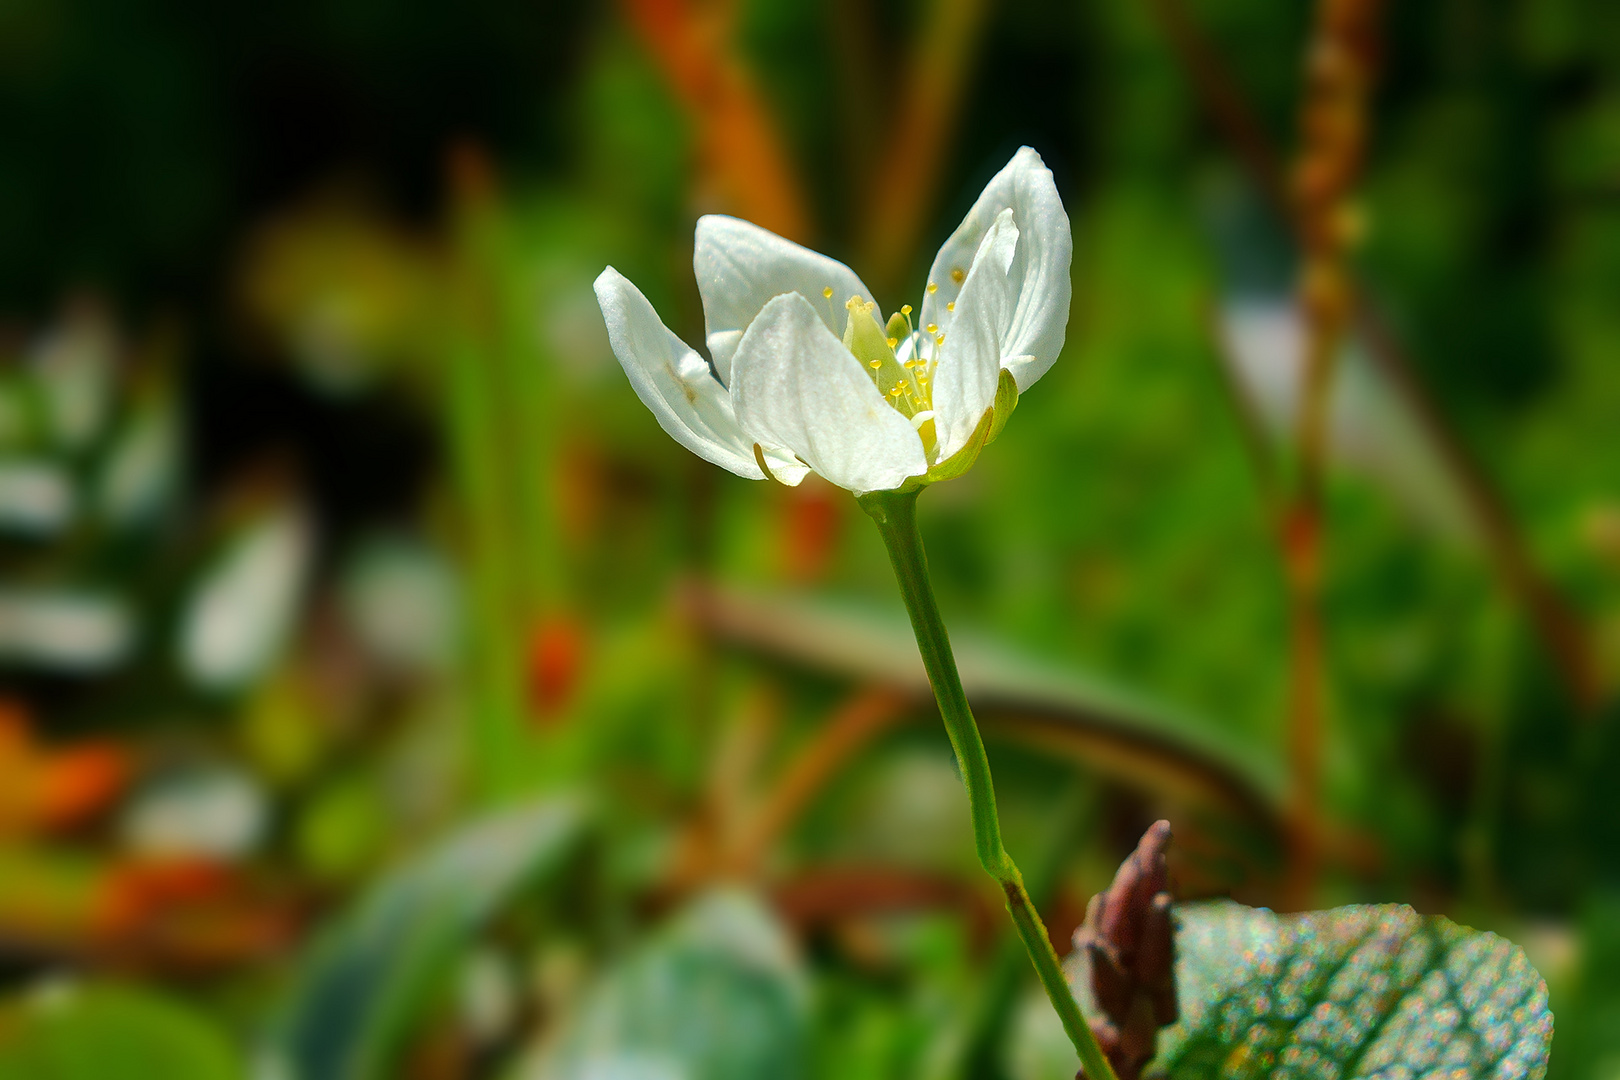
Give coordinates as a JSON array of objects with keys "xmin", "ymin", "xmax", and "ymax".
[
  {"xmin": 1145, "ymin": 0, "xmax": 1289, "ymax": 215},
  {"xmin": 1282, "ymin": 0, "xmax": 1383, "ymax": 906},
  {"xmin": 1147, "ymin": 0, "xmax": 1597, "ymax": 715},
  {"xmin": 621, "ymin": 0, "xmax": 812, "ymax": 242},
  {"xmin": 729, "ymin": 687, "xmax": 908, "ymax": 875},
  {"xmin": 667, "ymin": 687, "xmax": 905, "ymax": 891},
  {"xmin": 858, "ymin": 0, "xmax": 992, "ymax": 298},
  {"xmin": 1280, "ymin": 502, "xmax": 1327, "ymax": 904}
]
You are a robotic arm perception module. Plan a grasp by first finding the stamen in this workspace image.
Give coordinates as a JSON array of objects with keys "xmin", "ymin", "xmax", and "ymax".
[
  {"xmin": 925, "ymin": 323, "xmax": 938, "ymax": 335},
  {"xmin": 897, "ymin": 306, "xmax": 918, "ymax": 361},
  {"xmin": 935, "ymin": 333, "xmax": 945, "ymax": 346},
  {"xmin": 950, "ymin": 267, "xmax": 965, "ymax": 285},
  {"xmin": 887, "ymin": 336, "xmax": 898, "ymax": 349},
  {"xmin": 946, "ymin": 301, "xmax": 955, "ymax": 312},
  {"xmin": 869, "ymin": 359, "xmax": 882, "ymax": 370},
  {"xmin": 823, "ymin": 287, "xmax": 833, "ymax": 298},
  {"xmin": 926, "ymin": 282, "xmax": 938, "ymax": 294}
]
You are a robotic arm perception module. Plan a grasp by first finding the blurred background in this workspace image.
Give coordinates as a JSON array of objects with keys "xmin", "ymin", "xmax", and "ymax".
[{"xmin": 2, "ymin": 0, "xmax": 1619, "ymax": 1076}]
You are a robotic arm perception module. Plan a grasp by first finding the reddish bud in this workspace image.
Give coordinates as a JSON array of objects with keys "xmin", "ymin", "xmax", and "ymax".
[{"xmin": 1073, "ymin": 820, "xmax": 1178, "ymax": 1080}]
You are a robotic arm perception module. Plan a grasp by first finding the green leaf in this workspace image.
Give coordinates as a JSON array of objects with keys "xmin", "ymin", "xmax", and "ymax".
[
  {"xmin": 1144, "ymin": 901, "xmax": 1553, "ymax": 1080},
  {"xmin": 264, "ymin": 796, "xmax": 587, "ymax": 1080},
  {"xmin": 521, "ymin": 889, "xmax": 808, "ymax": 1080},
  {"xmin": 0, "ymin": 984, "xmax": 240, "ymax": 1080}
]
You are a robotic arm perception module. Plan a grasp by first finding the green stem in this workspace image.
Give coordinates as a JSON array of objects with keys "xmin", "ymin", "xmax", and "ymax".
[{"xmin": 859, "ymin": 488, "xmax": 1120, "ymax": 1080}]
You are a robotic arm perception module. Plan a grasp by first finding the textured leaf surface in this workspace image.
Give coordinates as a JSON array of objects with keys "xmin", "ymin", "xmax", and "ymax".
[
  {"xmin": 521, "ymin": 889, "xmax": 807, "ymax": 1080},
  {"xmin": 1152, "ymin": 901, "xmax": 1552, "ymax": 1080},
  {"xmin": 264, "ymin": 796, "xmax": 586, "ymax": 1080},
  {"xmin": 0, "ymin": 984, "xmax": 240, "ymax": 1080}
]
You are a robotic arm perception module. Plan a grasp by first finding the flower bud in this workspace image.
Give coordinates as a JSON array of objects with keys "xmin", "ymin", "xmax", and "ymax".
[{"xmin": 1073, "ymin": 820, "xmax": 1177, "ymax": 1080}]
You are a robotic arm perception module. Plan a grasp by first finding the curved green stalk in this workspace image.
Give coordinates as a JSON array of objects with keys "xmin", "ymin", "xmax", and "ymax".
[{"xmin": 858, "ymin": 488, "xmax": 1119, "ymax": 1080}]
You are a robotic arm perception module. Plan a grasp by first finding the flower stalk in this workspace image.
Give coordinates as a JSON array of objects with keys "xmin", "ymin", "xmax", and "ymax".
[{"xmin": 859, "ymin": 487, "xmax": 1120, "ymax": 1080}]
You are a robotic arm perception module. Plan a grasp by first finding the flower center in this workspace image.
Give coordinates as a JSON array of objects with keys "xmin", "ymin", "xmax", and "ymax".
[
  {"xmin": 831, "ymin": 292, "xmax": 943, "ymax": 460},
  {"xmin": 831, "ymin": 293, "xmax": 944, "ymax": 407}
]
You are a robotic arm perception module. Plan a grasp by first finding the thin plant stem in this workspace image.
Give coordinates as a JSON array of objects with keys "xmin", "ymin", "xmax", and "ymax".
[
  {"xmin": 1150, "ymin": 0, "xmax": 1595, "ymax": 713},
  {"xmin": 859, "ymin": 487, "xmax": 1120, "ymax": 1080},
  {"xmin": 959, "ymin": 780, "xmax": 1092, "ymax": 1078},
  {"xmin": 858, "ymin": 0, "xmax": 991, "ymax": 297},
  {"xmin": 1281, "ymin": 0, "xmax": 1384, "ymax": 904},
  {"xmin": 730, "ymin": 688, "xmax": 907, "ymax": 875},
  {"xmin": 444, "ymin": 151, "xmax": 530, "ymax": 800}
]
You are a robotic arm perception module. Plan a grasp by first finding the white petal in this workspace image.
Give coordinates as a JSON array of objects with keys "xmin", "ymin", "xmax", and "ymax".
[
  {"xmin": 695, "ymin": 216, "xmax": 874, "ymax": 387},
  {"xmin": 920, "ymin": 146, "xmax": 1072, "ymax": 390},
  {"xmin": 730, "ymin": 293, "xmax": 927, "ymax": 494},
  {"xmin": 932, "ymin": 209, "xmax": 1017, "ymax": 459},
  {"xmin": 595, "ymin": 267, "xmax": 775, "ymax": 481}
]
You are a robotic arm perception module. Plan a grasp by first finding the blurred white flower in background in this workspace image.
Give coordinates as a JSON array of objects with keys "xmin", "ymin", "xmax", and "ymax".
[
  {"xmin": 0, "ymin": 461, "xmax": 75, "ymax": 536},
  {"xmin": 338, "ymin": 534, "xmax": 459, "ymax": 675},
  {"xmin": 1219, "ymin": 299, "xmax": 1479, "ymax": 546},
  {"xmin": 178, "ymin": 503, "xmax": 313, "ymax": 692},
  {"xmin": 121, "ymin": 761, "xmax": 269, "ymax": 860},
  {"xmin": 31, "ymin": 304, "xmax": 116, "ymax": 450},
  {"xmin": 0, "ymin": 589, "xmax": 134, "ymax": 672},
  {"xmin": 95, "ymin": 394, "xmax": 181, "ymax": 528}
]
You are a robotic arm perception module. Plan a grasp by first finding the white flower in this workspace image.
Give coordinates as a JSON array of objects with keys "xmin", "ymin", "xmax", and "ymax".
[{"xmin": 594, "ymin": 147, "xmax": 1072, "ymax": 495}]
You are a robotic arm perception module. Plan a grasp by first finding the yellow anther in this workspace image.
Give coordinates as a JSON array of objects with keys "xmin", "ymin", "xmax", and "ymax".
[
  {"xmin": 946, "ymin": 301, "xmax": 955, "ymax": 312},
  {"xmin": 901, "ymin": 304, "xmax": 912, "ymax": 315},
  {"xmin": 927, "ymin": 282, "xmax": 938, "ymax": 294},
  {"xmin": 886, "ymin": 336, "xmax": 898, "ymax": 349},
  {"xmin": 903, "ymin": 359, "xmax": 916, "ymax": 369},
  {"xmin": 935, "ymin": 334, "xmax": 945, "ymax": 346},
  {"xmin": 925, "ymin": 323, "xmax": 938, "ymax": 335},
  {"xmin": 869, "ymin": 359, "xmax": 882, "ymax": 369},
  {"xmin": 823, "ymin": 286, "xmax": 834, "ymax": 299},
  {"xmin": 950, "ymin": 267, "xmax": 965, "ymax": 284},
  {"xmin": 889, "ymin": 386, "xmax": 903, "ymax": 398}
]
